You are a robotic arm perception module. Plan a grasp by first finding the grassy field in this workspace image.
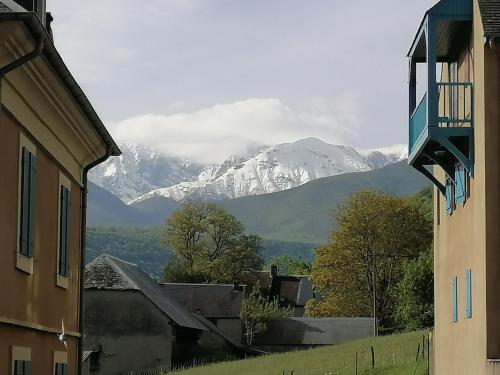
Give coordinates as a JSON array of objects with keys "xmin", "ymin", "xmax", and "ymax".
[{"xmin": 172, "ymin": 330, "xmax": 430, "ymax": 375}]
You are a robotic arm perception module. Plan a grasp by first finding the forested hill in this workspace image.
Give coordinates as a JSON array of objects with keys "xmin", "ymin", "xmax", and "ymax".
[{"xmin": 88, "ymin": 161, "xmax": 430, "ymax": 244}]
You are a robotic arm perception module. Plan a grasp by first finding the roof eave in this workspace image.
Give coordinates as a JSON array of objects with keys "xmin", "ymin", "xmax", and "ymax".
[{"xmin": 0, "ymin": 12, "xmax": 121, "ymax": 157}]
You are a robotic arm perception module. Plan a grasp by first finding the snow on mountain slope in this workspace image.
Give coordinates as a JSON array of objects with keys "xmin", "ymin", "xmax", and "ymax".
[
  {"xmin": 129, "ymin": 138, "xmax": 384, "ymax": 204},
  {"xmin": 361, "ymin": 144, "xmax": 408, "ymax": 168},
  {"xmin": 88, "ymin": 143, "xmax": 204, "ymax": 203}
]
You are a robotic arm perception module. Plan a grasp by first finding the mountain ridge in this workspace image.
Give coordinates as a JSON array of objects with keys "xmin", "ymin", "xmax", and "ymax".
[{"xmin": 128, "ymin": 138, "xmax": 408, "ymax": 204}]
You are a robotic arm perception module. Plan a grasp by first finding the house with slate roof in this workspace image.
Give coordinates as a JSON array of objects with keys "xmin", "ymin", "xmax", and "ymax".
[
  {"xmin": 407, "ymin": 0, "xmax": 500, "ymax": 373},
  {"xmin": 0, "ymin": 1, "xmax": 120, "ymax": 374},
  {"xmin": 84, "ymin": 255, "xmax": 256, "ymax": 374}
]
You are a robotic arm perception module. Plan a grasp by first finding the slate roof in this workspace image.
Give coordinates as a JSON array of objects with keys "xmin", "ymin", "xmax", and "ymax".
[
  {"xmin": 85, "ymin": 255, "xmax": 206, "ymax": 331},
  {"xmin": 479, "ymin": 0, "xmax": 500, "ymax": 37}
]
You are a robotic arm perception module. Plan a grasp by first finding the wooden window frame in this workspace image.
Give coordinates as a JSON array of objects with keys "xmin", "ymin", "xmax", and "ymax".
[
  {"xmin": 16, "ymin": 134, "xmax": 36, "ymax": 275},
  {"xmin": 53, "ymin": 351, "xmax": 68, "ymax": 375},
  {"xmin": 56, "ymin": 172, "xmax": 71, "ymax": 289},
  {"xmin": 11, "ymin": 346, "xmax": 31, "ymax": 375}
]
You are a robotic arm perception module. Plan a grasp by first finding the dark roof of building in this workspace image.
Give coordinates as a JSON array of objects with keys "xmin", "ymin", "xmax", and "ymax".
[
  {"xmin": 160, "ymin": 283, "xmax": 245, "ymax": 317},
  {"xmin": 85, "ymin": 255, "xmax": 206, "ymax": 331},
  {"xmin": 479, "ymin": 0, "xmax": 500, "ymax": 37},
  {"xmin": 0, "ymin": 4, "xmax": 120, "ymax": 156}
]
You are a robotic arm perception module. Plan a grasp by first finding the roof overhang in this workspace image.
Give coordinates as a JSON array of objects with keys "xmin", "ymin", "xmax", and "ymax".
[
  {"xmin": 0, "ymin": 12, "xmax": 120, "ymax": 157},
  {"xmin": 407, "ymin": 0, "xmax": 472, "ymax": 63}
]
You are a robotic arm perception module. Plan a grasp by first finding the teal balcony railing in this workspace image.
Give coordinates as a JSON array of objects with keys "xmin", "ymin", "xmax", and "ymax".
[
  {"xmin": 409, "ymin": 82, "xmax": 473, "ymax": 153},
  {"xmin": 409, "ymin": 93, "xmax": 427, "ymax": 152}
]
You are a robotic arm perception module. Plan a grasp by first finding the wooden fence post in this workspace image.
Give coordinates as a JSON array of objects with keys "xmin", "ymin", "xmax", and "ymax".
[{"xmin": 371, "ymin": 346, "xmax": 375, "ymax": 368}]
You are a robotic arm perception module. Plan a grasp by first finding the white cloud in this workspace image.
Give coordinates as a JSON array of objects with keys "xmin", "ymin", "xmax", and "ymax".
[{"xmin": 107, "ymin": 96, "xmax": 360, "ymax": 164}]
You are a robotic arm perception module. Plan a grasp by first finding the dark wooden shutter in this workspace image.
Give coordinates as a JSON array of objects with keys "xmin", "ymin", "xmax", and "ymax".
[
  {"xmin": 65, "ymin": 190, "xmax": 71, "ymax": 276},
  {"xmin": 20, "ymin": 148, "xmax": 30, "ymax": 255},
  {"xmin": 59, "ymin": 186, "xmax": 67, "ymax": 276},
  {"xmin": 27, "ymin": 152, "xmax": 36, "ymax": 257},
  {"xmin": 24, "ymin": 361, "xmax": 32, "ymax": 375}
]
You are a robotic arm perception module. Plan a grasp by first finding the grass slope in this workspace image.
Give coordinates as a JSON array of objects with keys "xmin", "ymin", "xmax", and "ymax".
[
  {"xmin": 220, "ymin": 161, "xmax": 430, "ymax": 244},
  {"xmin": 173, "ymin": 330, "xmax": 430, "ymax": 375}
]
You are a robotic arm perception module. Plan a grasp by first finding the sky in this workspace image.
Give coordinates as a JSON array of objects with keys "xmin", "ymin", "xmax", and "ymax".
[{"xmin": 48, "ymin": 0, "xmax": 437, "ymax": 164}]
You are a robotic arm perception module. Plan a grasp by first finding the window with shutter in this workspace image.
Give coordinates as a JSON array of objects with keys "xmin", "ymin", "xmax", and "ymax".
[
  {"xmin": 54, "ymin": 363, "xmax": 68, "ymax": 375},
  {"xmin": 445, "ymin": 177, "xmax": 454, "ymax": 215},
  {"xmin": 58, "ymin": 174, "xmax": 72, "ymax": 282},
  {"xmin": 466, "ymin": 269, "xmax": 472, "ymax": 319},
  {"xmin": 452, "ymin": 276, "xmax": 458, "ymax": 322},
  {"xmin": 13, "ymin": 360, "xmax": 32, "ymax": 375},
  {"xmin": 455, "ymin": 164, "xmax": 467, "ymax": 204},
  {"xmin": 19, "ymin": 147, "xmax": 36, "ymax": 258}
]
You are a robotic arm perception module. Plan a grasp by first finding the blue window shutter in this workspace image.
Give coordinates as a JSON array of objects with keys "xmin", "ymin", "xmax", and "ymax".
[
  {"xmin": 27, "ymin": 152, "xmax": 36, "ymax": 258},
  {"xmin": 59, "ymin": 186, "xmax": 67, "ymax": 276},
  {"xmin": 452, "ymin": 276, "xmax": 458, "ymax": 322},
  {"xmin": 20, "ymin": 148, "xmax": 30, "ymax": 255},
  {"xmin": 455, "ymin": 164, "xmax": 466, "ymax": 204},
  {"xmin": 446, "ymin": 178, "xmax": 454, "ymax": 215},
  {"xmin": 66, "ymin": 189, "xmax": 71, "ymax": 276},
  {"xmin": 466, "ymin": 269, "xmax": 472, "ymax": 319}
]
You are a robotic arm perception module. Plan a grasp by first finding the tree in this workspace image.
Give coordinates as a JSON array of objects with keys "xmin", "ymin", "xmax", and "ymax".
[
  {"xmin": 240, "ymin": 283, "xmax": 290, "ymax": 345},
  {"xmin": 264, "ymin": 253, "xmax": 311, "ymax": 275},
  {"xmin": 395, "ymin": 249, "xmax": 434, "ymax": 330},
  {"xmin": 162, "ymin": 202, "xmax": 263, "ymax": 283},
  {"xmin": 306, "ymin": 190, "xmax": 432, "ymax": 332}
]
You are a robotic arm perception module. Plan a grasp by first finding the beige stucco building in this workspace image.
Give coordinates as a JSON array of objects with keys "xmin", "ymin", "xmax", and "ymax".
[
  {"xmin": 0, "ymin": 1, "xmax": 120, "ymax": 374},
  {"xmin": 407, "ymin": 0, "xmax": 500, "ymax": 374}
]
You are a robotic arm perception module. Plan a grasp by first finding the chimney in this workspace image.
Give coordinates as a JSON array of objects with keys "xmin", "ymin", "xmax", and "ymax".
[
  {"xmin": 233, "ymin": 281, "xmax": 241, "ymax": 291},
  {"xmin": 271, "ymin": 265, "xmax": 278, "ymax": 278}
]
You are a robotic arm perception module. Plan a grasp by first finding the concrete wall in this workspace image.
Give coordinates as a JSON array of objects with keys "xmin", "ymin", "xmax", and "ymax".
[
  {"xmin": 254, "ymin": 318, "xmax": 373, "ymax": 347},
  {"xmin": 84, "ymin": 290, "xmax": 173, "ymax": 375}
]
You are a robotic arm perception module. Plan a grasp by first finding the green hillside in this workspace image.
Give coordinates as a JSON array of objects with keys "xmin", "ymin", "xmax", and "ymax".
[
  {"xmin": 172, "ymin": 330, "xmax": 430, "ymax": 375},
  {"xmin": 220, "ymin": 161, "xmax": 430, "ymax": 244},
  {"xmin": 85, "ymin": 226, "xmax": 316, "ymax": 277}
]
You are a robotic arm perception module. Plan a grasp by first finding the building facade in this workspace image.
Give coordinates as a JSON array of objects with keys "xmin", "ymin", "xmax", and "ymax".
[
  {"xmin": 0, "ymin": 1, "xmax": 119, "ymax": 374},
  {"xmin": 407, "ymin": 0, "xmax": 500, "ymax": 374}
]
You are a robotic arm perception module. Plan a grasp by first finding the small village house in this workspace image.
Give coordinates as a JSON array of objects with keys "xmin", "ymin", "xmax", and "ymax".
[
  {"xmin": 0, "ymin": 1, "xmax": 120, "ymax": 374},
  {"xmin": 84, "ymin": 255, "xmax": 253, "ymax": 374},
  {"xmin": 407, "ymin": 0, "xmax": 500, "ymax": 373}
]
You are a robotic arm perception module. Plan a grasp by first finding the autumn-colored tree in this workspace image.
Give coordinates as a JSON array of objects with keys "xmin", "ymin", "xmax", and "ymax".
[
  {"xmin": 162, "ymin": 202, "xmax": 263, "ymax": 283},
  {"xmin": 306, "ymin": 190, "xmax": 432, "ymax": 332}
]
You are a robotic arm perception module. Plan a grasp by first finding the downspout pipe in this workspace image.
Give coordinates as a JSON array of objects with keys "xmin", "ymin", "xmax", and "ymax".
[
  {"xmin": 0, "ymin": 34, "xmax": 45, "ymax": 77},
  {"xmin": 78, "ymin": 145, "xmax": 112, "ymax": 375}
]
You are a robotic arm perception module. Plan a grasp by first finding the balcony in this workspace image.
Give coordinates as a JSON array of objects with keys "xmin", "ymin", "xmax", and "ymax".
[
  {"xmin": 408, "ymin": 82, "xmax": 473, "ymax": 193},
  {"xmin": 407, "ymin": 0, "xmax": 473, "ymax": 194}
]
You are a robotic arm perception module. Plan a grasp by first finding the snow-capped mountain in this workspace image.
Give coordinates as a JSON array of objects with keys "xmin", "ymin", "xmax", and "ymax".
[
  {"xmin": 129, "ymin": 138, "xmax": 404, "ymax": 204},
  {"xmin": 88, "ymin": 143, "xmax": 204, "ymax": 203},
  {"xmin": 361, "ymin": 144, "xmax": 408, "ymax": 169}
]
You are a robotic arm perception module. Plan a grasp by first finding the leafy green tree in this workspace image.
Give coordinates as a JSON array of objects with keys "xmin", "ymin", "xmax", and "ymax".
[
  {"xmin": 240, "ymin": 283, "xmax": 290, "ymax": 345},
  {"xmin": 306, "ymin": 190, "xmax": 432, "ymax": 332},
  {"xmin": 264, "ymin": 253, "xmax": 311, "ymax": 275},
  {"xmin": 395, "ymin": 249, "xmax": 434, "ymax": 330},
  {"xmin": 162, "ymin": 202, "xmax": 263, "ymax": 283}
]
